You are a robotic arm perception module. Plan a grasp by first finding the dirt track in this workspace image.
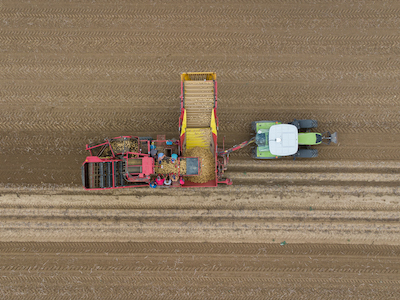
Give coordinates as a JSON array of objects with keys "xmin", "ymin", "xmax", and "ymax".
[
  {"xmin": 0, "ymin": 242, "xmax": 399, "ymax": 299},
  {"xmin": 1, "ymin": 0, "xmax": 400, "ymax": 298}
]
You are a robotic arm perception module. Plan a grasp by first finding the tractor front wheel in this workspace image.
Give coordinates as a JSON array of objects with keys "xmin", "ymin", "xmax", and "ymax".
[
  {"xmin": 300, "ymin": 119, "xmax": 318, "ymax": 129},
  {"xmin": 290, "ymin": 119, "xmax": 318, "ymax": 129},
  {"xmin": 251, "ymin": 122, "xmax": 257, "ymax": 132}
]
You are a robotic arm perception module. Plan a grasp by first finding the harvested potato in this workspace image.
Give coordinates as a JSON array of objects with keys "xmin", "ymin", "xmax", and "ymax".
[{"xmin": 184, "ymin": 147, "xmax": 215, "ymax": 183}]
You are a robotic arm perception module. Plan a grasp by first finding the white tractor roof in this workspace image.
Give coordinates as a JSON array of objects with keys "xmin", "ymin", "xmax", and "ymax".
[{"xmin": 268, "ymin": 124, "xmax": 298, "ymax": 156}]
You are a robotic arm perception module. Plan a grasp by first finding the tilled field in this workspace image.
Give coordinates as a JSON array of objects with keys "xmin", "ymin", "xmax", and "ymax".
[
  {"xmin": 1, "ymin": 0, "xmax": 400, "ymax": 298},
  {"xmin": 0, "ymin": 242, "xmax": 399, "ymax": 299}
]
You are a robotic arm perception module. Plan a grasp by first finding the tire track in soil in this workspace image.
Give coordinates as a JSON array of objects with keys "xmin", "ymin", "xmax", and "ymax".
[
  {"xmin": 227, "ymin": 172, "xmax": 400, "ymax": 187},
  {"xmin": 3, "ymin": 31, "xmax": 400, "ymax": 57},
  {"xmin": 0, "ymin": 82, "xmax": 179, "ymax": 105},
  {"xmin": 3, "ymin": 222, "xmax": 396, "ymax": 244},
  {"xmin": 2, "ymin": 57, "xmax": 400, "ymax": 82},
  {"xmin": 0, "ymin": 242, "xmax": 399, "ymax": 256},
  {"xmin": 227, "ymin": 160, "xmax": 400, "ymax": 173},
  {"xmin": 0, "ymin": 196, "xmax": 399, "ymax": 244},
  {"xmin": 2, "ymin": 7, "xmax": 400, "ymax": 35},
  {"xmin": 0, "ymin": 242, "xmax": 398, "ymax": 299},
  {"xmin": 1, "ymin": 208, "xmax": 398, "ymax": 224},
  {"xmin": 2, "ymin": 82, "xmax": 400, "ymax": 108},
  {"xmin": 0, "ymin": 277, "xmax": 397, "ymax": 300},
  {"xmin": 0, "ymin": 110, "xmax": 398, "ymax": 134},
  {"xmin": 1, "ymin": 188, "xmax": 399, "ymax": 211},
  {"xmin": 228, "ymin": 145, "xmax": 400, "ymax": 161}
]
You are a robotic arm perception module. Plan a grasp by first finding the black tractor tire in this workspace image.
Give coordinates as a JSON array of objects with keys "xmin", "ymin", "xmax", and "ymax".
[
  {"xmin": 251, "ymin": 122, "xmax": 257, "ymax": 132},
  {"xmin": 251, "ymin": 147, "xmax": 258, "ymax": 158},
  {"xmin": 138, "ymin": 136, "xmax": 153, "ymax": 141},
  {"xmin": 290, "ymin": 119, "xmax": 318, "ymax": 129},
  {"xmin": 294, "ymin": 149, "xmax": 318, "ymax": 158},
  {"xmin": 298, "ymin": 119, "xmax": 318, "ymax": 129}
]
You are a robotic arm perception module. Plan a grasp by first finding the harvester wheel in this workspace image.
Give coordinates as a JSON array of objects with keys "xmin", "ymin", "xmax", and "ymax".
[{"xmin": 294, "ymin": 149, "xmax": 318, "ymax": 158}]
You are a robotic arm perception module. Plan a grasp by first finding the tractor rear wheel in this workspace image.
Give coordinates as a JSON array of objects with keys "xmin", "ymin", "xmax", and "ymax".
[
  {"xmin": 251, "ymin": 147, "xmax": 258, "ymax": 158},
  {"xmin": 294, "ymin": 149, "xmax": 318, "ymax": 158}
]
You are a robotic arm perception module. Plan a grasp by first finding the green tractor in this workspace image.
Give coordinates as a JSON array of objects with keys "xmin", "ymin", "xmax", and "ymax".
[{"xmin": 251, "ymin": 119, "xmax": 337, "ymax": 159}]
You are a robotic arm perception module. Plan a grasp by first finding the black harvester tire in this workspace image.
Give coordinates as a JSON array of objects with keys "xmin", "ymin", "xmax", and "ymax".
[{"xmin": 294, "ymin": 149, "xmax": 318, "ymax": 158}]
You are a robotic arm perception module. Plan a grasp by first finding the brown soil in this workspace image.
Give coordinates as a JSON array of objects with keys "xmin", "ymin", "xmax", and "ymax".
[{"xmin": 1, "ymin": 0, "xmax": 400, "ymax": 298}]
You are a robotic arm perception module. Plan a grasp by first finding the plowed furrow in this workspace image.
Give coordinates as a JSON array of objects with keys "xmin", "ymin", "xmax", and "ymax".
[
  {"xmin": 0, "ymin": 277, "xmax": 397, "ymax": 300},
  {"xmin": 219, "ymin": 84, "xmax": 400, "ymax": 107},
  {"xmin": 228, "ymin": 160, "xmax": 400, "ymax": 172},
  {"xmin": 0, "ymin": 81, "xmax": 178, "ymax": 105},
  {"xmin": 227, "ymin": 171, "xmax": 400, "ymax": 184},
  {"xmin": 229, "ymin": 146, "xmax": 400, "ymax": 161},
  {"xmin": 2, "ymin": 7, "xmax": 400, "ymax": 35},
  {"xmin": 0, "ymin": 266, "xmax": 397, "ymax": 277},
  {"xmin": 0, "ymin": 241, "xmax": 398, "ymax": 256},
  {"xmin": 0, "ymin": 111, "xmax": 178, "ymax": 132},
  {"xmin": 1, "ymin": 186, "xmax": 399, "ymax": 211},
  {"xmin": 1, "ymin": 219, "xmax": 399, "ymax": 244},
  {"xmin": 2, "ymin": 31, "xmax": 400, "ymax": 57},
  {"xmin": 2, "ymin": 7, "xmax": 400, "ymax": 17},
  {"xmin": 2, "ymin": 58, "xmax": 400, "ymax": 82},
  {"xmin": 219, "ymin": 111, "xmax": 400, "ymax": 133},
  {"xmin": 1, "ymin": 110, "xmax": 399, "ymax": 135},
  {"xmin": 1, "ymin": 208, "xmax": 397, "ymax": 224}
]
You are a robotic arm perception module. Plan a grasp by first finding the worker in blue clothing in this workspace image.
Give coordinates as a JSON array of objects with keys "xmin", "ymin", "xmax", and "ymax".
[
  {"xmin": 171, "ymin": 153, "xmax": 178, "ymax": 163},
  {"xmin": 158, "ymin": 152, "xmax": 165, "ymax": 164},
  {"xmin": 149, "ymin": 180, "xmax": 157, "ymax": 188}
]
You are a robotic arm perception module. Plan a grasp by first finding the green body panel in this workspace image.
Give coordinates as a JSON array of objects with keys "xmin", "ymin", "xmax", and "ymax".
[
  {"xmin": 256, "ymin": 147, "xmax": 278, "ymax": 159},
  {"xmin": 254, "ymin": 121, "xmax": 281, "ymax": 158},
  {"xmin": 298, "ymin": 132, "xmax": 321, "ymax": 145},
  {"xmin": 255, "ymin": 121, "xmax": 281, "ymax": 131}
]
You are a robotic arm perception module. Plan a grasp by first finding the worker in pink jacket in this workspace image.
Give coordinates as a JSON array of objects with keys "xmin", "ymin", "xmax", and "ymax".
[{"xmin": 155, "ymin": 175, "xmax": 165, "ymax": 186}]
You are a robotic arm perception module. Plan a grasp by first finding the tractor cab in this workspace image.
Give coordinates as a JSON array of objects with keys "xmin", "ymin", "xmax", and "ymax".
[
  {"xmin": 256, "ymin": 124, "xmax": 299, "ymax": 156},
  {"xmin": 268, "ymin": 124, "xmax": 298, "ymax": 156}
]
